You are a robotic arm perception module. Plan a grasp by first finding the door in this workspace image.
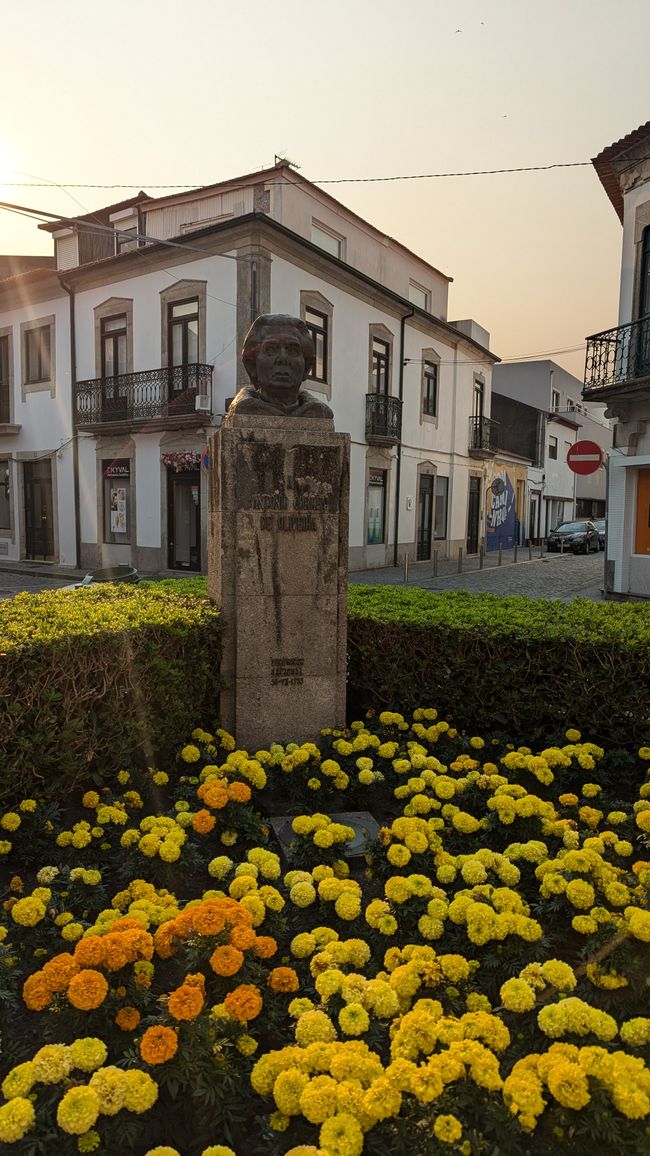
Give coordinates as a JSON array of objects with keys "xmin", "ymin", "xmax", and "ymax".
[
  {"xmin": 0, "ymin": 335, "xmax": 9, "ymax": 423},
  {"xmin": 24, "ymin": 459, "xmax": 54, "ymax": 560},
  {"xmin": 167, "ymin": 470, "xmax": 201, "ymax": 570},
  {"xmin": 168, "ymin": 298, "xmax": 199, "ymax": 407},
  {"xmin": 466, "ymin": 476, "xmax": 481, "ymax": 554},
  {"xmin": 101, "ymin": 315, "xmax": 128, "ymax": 418},
  {"xmin": 416, "ymin": 474, "xmax": 434, "ymax": 560},
  {"xmin": 638, "ymin": 227, "xmax": 650, "ymax": 377},
  {"xmin": 529, "ymin": 494, "xmax": 539, "ymax": 543}
]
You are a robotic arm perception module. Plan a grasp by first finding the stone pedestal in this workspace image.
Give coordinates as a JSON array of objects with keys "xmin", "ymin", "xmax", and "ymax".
[{"xmin": 208, "ymin": 413, "xmax": 350, "ymax": 750}]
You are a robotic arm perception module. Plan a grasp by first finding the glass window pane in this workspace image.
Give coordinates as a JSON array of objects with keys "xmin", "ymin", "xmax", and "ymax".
[
  {"xmin": 171, "ymin": 299, "xmax": 198, "ymax": 318},
  {"xmin": 187, "ymin": 320, "xmax": 199, "ymax": 363},
  {"xmin": 311, "ymin": 224, "xmax": 342, "ymax": 258},
  {"xmin": 171, "ymin": 325, "xmax": 184, "ymax": 366}
]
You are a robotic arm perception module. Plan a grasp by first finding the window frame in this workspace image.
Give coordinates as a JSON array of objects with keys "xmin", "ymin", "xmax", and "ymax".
[
  {"xmin": 304, "ymin": 306, "xmax": 328, "ymax": 384},
  {"xmin": 421, "ymin": 355, "xmax": 439, "ymax": 420},
  {"xmin": 366, "ymin": 468, "xmax": 387, "ymax": 545},
  {"xmin": 548, "ymin": 435, "xmax": 558, "ymax": 460},
  {"xmin": 311, "ymin": 220, "xmax": 345, "ymax": 260},
  {"xmin": 94, "ymin": 298, "xmax": 134, "ymax": 380},
  {"xmin": 160, "ymin": 281, "xmax": 207, "ymax": 368},
  {"xmin": 102, "ymin": 459, "xmax": 132, "ymax": 545},
  {"xmin": 21, "ymin": 316, "xmax": 55, "ymax": 397},
  {"xmin": 0, "ymin": 329, "xmax": 13, "ymax": 424},
  {"xmin": 408, "ymin": 281, "xmax": 430, "ymax": 311},
  {"xmin": 0, "ymin": 458, "xmax": 11, "ymax": 533},
  {"xmin": 551, "ymin": 388, "xmax": 560, "ymax": 412}
]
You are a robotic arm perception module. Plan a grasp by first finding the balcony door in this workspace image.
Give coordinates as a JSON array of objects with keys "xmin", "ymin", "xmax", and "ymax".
[
  {"xmin": 101, "ymin": 315, "xmax": 128, "ymax": 417},
  {"xmin": 0, "ymin": 335, "xmax": 9, "ymax": 423},
  {"xmin": 168, "ymin": 298, "xmax": 199, "ymax": 407},
  {"xmin": 638, "ymin": 227, "xmax": 650, "ymax": 377}
]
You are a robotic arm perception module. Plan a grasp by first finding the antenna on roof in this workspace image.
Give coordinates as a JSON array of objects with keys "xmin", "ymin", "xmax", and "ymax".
[{"xmin": 274, "ymin": 154, "xmax": 301, "ymax": 169}]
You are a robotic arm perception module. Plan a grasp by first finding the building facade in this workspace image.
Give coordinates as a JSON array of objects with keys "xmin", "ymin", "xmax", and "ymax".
[
  {"xmin": 492, "ymin": 360, "xmax": 610, "ymax": 543},
  {"xmin": 0, "ymin": 164, "xmax": 497, "ymax": 574},
  {"xmin": 583, "ymin": 121, "xmax": 650, "ymax": 598}
]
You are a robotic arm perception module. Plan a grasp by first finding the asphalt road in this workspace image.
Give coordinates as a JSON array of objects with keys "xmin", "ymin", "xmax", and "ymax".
[{"xmin": 0, "ymin": 550, "xmax": 606, "ymax": 602}]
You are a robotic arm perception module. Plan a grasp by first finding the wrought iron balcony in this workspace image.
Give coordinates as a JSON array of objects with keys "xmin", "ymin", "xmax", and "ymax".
[
  {"xmin": 365, "ymin": 392, "xmax": 402, "ymax": 444},
  {"xmin": 584, "ymin": 315, "xmax": 650, "ymax": 395},
  {"xmin": 74, "ymin": 364, "xmax": 213, "ymax": 427},
  {"xmin": 468, "ymin": 415, "xmax": 499, "ymax": 457}
]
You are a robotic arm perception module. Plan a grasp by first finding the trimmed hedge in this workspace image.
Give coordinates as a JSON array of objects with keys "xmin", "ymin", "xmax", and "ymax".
[
  {"xmin": 347, "ymin": 586, "xmax": 650, "ymax": 749},
  {"xmin": 0, "ymin": 585, "xmax": 221, "ymax": 802}
]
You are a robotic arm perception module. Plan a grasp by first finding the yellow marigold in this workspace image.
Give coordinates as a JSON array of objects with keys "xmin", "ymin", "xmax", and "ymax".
[
  {"xmin": 2, "ymin": 1063, "xmax": 35, "ymax": 1100},
  {"xmin": 181, "ymin": 744, "xmax": 201, "ymax": 763},
  {"xmin": 140, "ymin": 1025, "xmax": 178, "ymax": 1065},
  {"xmin": 56, "ymin": 1086, "xmax": 100, "ymax": 1135},
  {"xmin": 67, "ymin": 970, "xmax": 109, "ymax": 1011},
  {"xmin": 320, "ymin": 1112, "xmax": 364, "ymax": 1156},
  {"xmin": 0, "ymin": 1096, "xmax": 36, "ymax": 1143},
  {"xmin": 268, "ymin": 967, "xmax": 299, "ymax": 993},
  {"xmin": 433, "ymin": 1114, "xmax": 463, "ymax": 1144},
  {"xmin": 223, "ymin": 984, "xmax": 263, "ymax": 1022},
  {"xmin": 11, "ymin": 896, "xmax": 46, "ymax": 927},
  {"xmin": 210, "ymin": 944, "xmax": 244, "ymax": 977},
  {"xmin": 500, "ymin": 978, "xmax": 536, "ymax": 1013}
]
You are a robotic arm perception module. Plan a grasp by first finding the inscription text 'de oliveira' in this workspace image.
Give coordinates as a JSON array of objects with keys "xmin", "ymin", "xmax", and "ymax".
[
  {"xmin": 271, "ymin": 657, "xmax": 304, "ymax": 687},
  {"xmin": 260, "ymin": 513, "xmax": 317, "ymax": 532}
]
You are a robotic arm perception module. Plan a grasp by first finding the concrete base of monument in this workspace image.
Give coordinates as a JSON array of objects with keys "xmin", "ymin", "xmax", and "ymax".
[{"xmin": 269, "ymin": 812, "xmax": 381, "ymax": 862}]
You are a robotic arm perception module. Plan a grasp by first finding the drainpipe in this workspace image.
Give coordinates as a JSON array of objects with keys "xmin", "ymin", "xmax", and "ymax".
[
  {"xmin": 60, "ymin": 279, "xmax": 81, "ymax": 570},
  {"xmin": 392, "ymin": 307, "xmax": 415, "ymax": 566}
]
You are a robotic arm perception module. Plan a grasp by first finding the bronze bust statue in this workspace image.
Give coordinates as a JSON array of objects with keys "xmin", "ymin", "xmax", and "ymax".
[{"xmin": 228, "ymin": 314, "xmax": 333, "ymax": 418}]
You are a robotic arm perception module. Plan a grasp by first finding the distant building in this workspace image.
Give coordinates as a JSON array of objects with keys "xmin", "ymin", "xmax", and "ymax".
[
  {"xmin": 0, "ymin": 163, "xmax": 497, "ymax": 572},
  {"xmin": 492, "ymin": 360, "xmax": 610, "ymax": 544},
  {"xmin": 583, "ymin": 121, "xmax": 650, "ymax": 598}
]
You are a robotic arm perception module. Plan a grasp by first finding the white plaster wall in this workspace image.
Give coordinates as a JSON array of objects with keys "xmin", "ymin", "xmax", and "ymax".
[
  {"xmin": 78, "ymin": 434, "xmax": 98, "ymax": 543},
  {"xmin": 135, "ymin": 434, "xmax": 162, "ymax": 548}
]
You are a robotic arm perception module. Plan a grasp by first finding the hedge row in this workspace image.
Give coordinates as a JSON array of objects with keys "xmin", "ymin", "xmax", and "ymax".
[
  {"xmin": 347, "ymin": 586, "xmax": 650, "ymax": 750},
  {"xmin": 0, "ymin": 585, "xmax": 221, "ymax": 803}
]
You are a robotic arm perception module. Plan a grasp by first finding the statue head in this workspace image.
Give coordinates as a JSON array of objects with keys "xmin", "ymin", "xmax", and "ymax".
[{"xmin": 242, "ymin": 314, "xmax": 315, "ymax": 406}]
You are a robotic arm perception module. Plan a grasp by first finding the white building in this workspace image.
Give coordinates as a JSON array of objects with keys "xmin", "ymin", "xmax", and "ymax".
[
  {"xmin": 0, "ymin": 163, "xmax": 497, "ymax": 574},
  {"xmin": 583, "ymin": 121, "xmax": 650, "ymax": 598},
  {"xmin": 492, "ymin": 360, "xmax": 610, "ymax": 540}
]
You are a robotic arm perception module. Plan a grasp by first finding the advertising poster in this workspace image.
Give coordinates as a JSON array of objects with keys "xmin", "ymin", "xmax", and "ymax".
[
  {"xmin": 486, "ymin": 470, "xmax": 516, "ymax": 550},
  {"xmin": 110, "ymin": 485, "xmax": 127, "ymax": 534}
]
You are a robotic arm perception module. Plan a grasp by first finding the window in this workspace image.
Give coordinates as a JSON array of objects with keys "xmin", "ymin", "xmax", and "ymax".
[
  {"xmin": 434, "ymin": 476, "xmax": 448, "ymax": 539},
  {"xmin": 0, "ymin": 460, "xmax": 10, "ymax": 531},
  {"xmin": 371, "ymin": 338, "xmax": 390, "ymax": 395},
  {"xmin": 367, "ymin": 470, "xmax": 387, "ymax": 544},
  {"xmin": 115, "ymin": 226, "xmax": 138, "ymax": 254},
  {"xmin": 0, "ymin": 335, "xmax": 9, "ymax": 423},
  {"xmin": 101, "ymin": 316, "xmax": 127, "ymax": 378},
  {"xmin": 169, "ymin": 299, "xmax": 199, "ymax": 367},
  {"xmin": 21, "ymin": 316, "xmax": 55, "ymax": 396},
  {"xmin": 473, "ymin": 377, "xmax": 484, "ymax": 419},
  {"xmin": 25, "ymin": 325, "xmax": 51, "ymax": 384},
  {"xmin": 422, "ymin": 360, "xmax": 438, "ymax": 417},
  {"xmin": 304, "ymin": 306, "xmax": 328, "ymax": 383},
  {"xmin": 311, "ymin": 221, "xmax": 343, "ymax": 259},
  {"xmin": 409, "ymin": 282, "xmax": 429, "ymax": 310},
  {"xmin": 548, "ymin": 435, "xmax": 558, "ymax": 460},
  {"xmin": 551, "ymin": 389, "xmax": 560, "ymax": 411},
  {"xmin": 160, "ymin": 281, "xmax": 206, "ymax": 369},
  {"xmin": 103, "ymin": 459, "xmax": 131, "ymax": 544},
  {"xmin": 567, "ymin": 397, "xmax": 576, "ymax": 411}
]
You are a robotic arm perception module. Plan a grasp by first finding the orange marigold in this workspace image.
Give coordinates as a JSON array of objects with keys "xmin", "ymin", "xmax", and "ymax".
[
  {"xmin": 115, "ymin": 1006, "xmax": 141, "ymax": 1031},
  {"xmin": 192, "ymin": 809, "xmax": 217, "ymax": 835},
  {"xmin": 223, "ymin": 984, "xmax": 263, "ymax": 1022},
  {"xmin": 267, "ymin": 966, "xmax": 299, "ymax": 993},
  {"xmin": 227, "ymin": 781, "xmax": 252, "ymax": 804},
  {"xmin": 190, "ymin": 903, "xmax": 227, "ymax": 937},
  {"xmin": 251, "ymin": 936, "xmax": 277, "ymax": 959},
  {"xmin": 140, "ymin": 1025, "xmax": 178, "ymax": 1065},
  {"xmin": 73, "ymin": 936, "xmax": 106, "ymax": 969},
  {"xmin": 23, "ymin": 972, "xmax": 53, "ymax": 1011},
  {"xmin": 230, "ymin": 925, "xmax": 257, "ymax": 950},
  {"xmin": 209, "ymin": 945, "xmax": 244, "ymax": 977},
  {"xmin": 153, "ymin": 923, "xmax": 177, "ymax": 960},
  {"xmin": 202, "ymin": 785, "xmax": 229, "ymax": 810},
  {"xmin": 168, "ymin": 983, "xmax": 205, "ymax": 1021},
  {"xmin": 67, "ymin": 969, "xmax": 109, "ymax": 1011},
  {"xmin": 41, "ymin": 953, "xmax": 80, "ymax": 992}
]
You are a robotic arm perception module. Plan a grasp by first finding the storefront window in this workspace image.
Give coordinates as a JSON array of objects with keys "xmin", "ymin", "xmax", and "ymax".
[
  {"xmin": 103, "ymin": 459, "xmax": 131, "ymax": 544},
  {"xmin": 367, "ymin": 470, "xmax": 386, "ymax": 545}
]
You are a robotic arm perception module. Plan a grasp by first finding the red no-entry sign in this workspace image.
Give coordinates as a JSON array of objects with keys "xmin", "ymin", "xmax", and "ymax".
[{"xmin": 567, "ymin": 440, "xmax": 604, "ymax": 475}]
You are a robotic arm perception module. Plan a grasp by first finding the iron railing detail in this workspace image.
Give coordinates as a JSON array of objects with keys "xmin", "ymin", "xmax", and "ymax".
[
  {"xmin": 584, "ymin": 315, "xmax": 650, "ymax": 391},
  {"xmin": 469, "ymin": 415, "xmax": 499, "ymax": 452},
  {"xmin": 365, "ymin": 393, "xmax": 402, "ymax": 441},
  {"xmin": 74, "ymin": 364, "xmax": 213, "ymax": 425}
]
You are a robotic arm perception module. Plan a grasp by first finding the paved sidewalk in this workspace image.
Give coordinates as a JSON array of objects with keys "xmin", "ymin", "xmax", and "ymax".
[{"xmin": 349, "ymin": 547, "xmax": 606, "ymax": 601}]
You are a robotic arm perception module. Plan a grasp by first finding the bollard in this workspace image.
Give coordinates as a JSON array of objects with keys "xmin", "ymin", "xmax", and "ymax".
[
  {"xmin": 498, "ymin": 541, "xmax": 503, "ymax": 566},
  {"xmin": 539, "ymin": 539, "xmax": 544, "ymax": 558},
  {"xmin": 433, "ymin": 549, "xmax": 438, "ymax": 578},
  {"xmin": 479, "ymin": 544, "xmax": 484, "ymax": 569},
  {"xmin": 403, "ymin": 553, "xmax": 409, "ymax": 585},
  {"xmin": 514, "ymin": 541, "xmax": 518, "ymax": 563},
  {"xmin": 458, "ymin": 547, "xmax": 463, "ymax": 573},
  {"xmin": 529, "ymin": 541, "xmax": 532, "ymax": 561},
  {"xmin": 560, "ymin": 538, "xmax": 564, "ymax": 555}
]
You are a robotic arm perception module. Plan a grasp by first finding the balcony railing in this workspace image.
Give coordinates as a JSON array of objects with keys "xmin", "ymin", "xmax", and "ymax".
[
  {"xmin": 365, "ymin": 392, "xmax": 402, "ymax": 443},
  {"xmin": 74, "ymin": 364, "xmax": 213, "ymax": 426},
  {"xmin": 469, "ymin": 415, "xmax": 499, "ymax": 454},
  {"xmin": 584, "ymin": 315, "xmax": 650, "ymax": 392}
]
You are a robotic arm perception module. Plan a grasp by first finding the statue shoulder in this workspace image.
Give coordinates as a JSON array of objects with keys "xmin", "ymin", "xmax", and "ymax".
[{"xmin": 296, "ymin": 390, "xmax": 334, "ymax": 419}]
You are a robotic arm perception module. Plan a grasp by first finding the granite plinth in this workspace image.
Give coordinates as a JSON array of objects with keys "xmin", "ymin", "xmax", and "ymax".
[
  {"xmin": 270, "ymin": 812, "xmax": 381, "ymax": 861},
  {"xmin": 208, "ymin": 413, "xmax": 350, "ymax": 750}
]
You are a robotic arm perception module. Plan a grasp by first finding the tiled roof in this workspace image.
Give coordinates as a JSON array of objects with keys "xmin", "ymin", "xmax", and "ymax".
[{"xmin": 592, "ymin": 121, "xmax": 650, "ymax": 222}]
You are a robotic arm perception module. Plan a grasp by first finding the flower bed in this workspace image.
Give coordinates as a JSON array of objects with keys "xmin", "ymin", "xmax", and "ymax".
[{"xmin": 0, "ymin": 711, "xmax": 649, "ymax": 1155}]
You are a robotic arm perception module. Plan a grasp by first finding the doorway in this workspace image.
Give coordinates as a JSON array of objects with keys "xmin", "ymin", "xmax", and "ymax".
[
  {"xmin": 466, "ymin": 476, "xmax": 481, "ymax": 554},
  {"xmin": 416, "ymin": 474, "xmax": 434, "ymax": 560},
  {"xmin": 167, "ymin": 470, "xmax": 201, "ymax": 570},
  {"xmin": 24, "ymin": 459, "xmax": 54, "ymax": 560}
]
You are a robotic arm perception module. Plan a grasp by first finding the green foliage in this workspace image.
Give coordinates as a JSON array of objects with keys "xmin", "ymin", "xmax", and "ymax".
[
  {"xmin": 347, "ymin": 587, "xmax": 650, "ymax": 750},
  {"xmin": 0, "ymin": 586, "xmax": 221, "ymax": 803}
]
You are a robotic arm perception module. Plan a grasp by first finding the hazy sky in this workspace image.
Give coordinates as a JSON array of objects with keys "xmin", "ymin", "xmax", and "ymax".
[{"xmin": 1, "ymin": 0, "xmax": 648, "ymax": 379}]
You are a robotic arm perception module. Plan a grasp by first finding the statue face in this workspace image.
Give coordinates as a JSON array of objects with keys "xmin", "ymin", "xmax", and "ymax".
[{"xmin": 255, "ymin": 326, "xmax": 306, "ymax": 400}]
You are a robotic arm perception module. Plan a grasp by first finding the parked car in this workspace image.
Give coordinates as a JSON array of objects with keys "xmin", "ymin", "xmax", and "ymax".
[
  {"xmin": 547, "ymin": 520, "xmax": 600, "ymax": 554},
  {"xmin": 61, "ymin": 564, "xmax": 140, "ymax": 591},
  {"xmin": 593, "ymin": 518, "xmax": 606, "ymax": 549}
]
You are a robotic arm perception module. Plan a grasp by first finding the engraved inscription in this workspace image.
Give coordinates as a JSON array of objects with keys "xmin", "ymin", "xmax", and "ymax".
[
  {"xmin": 260, "ymin": 513, "xmax": 317, "ymax": 531},
  {"xmin": 251, "ymin": 493, "xmax": 288, "ymax": 509},
  {"xmin": 271, "ymin": 656, "xmax": 304, "ymax": 686}
]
